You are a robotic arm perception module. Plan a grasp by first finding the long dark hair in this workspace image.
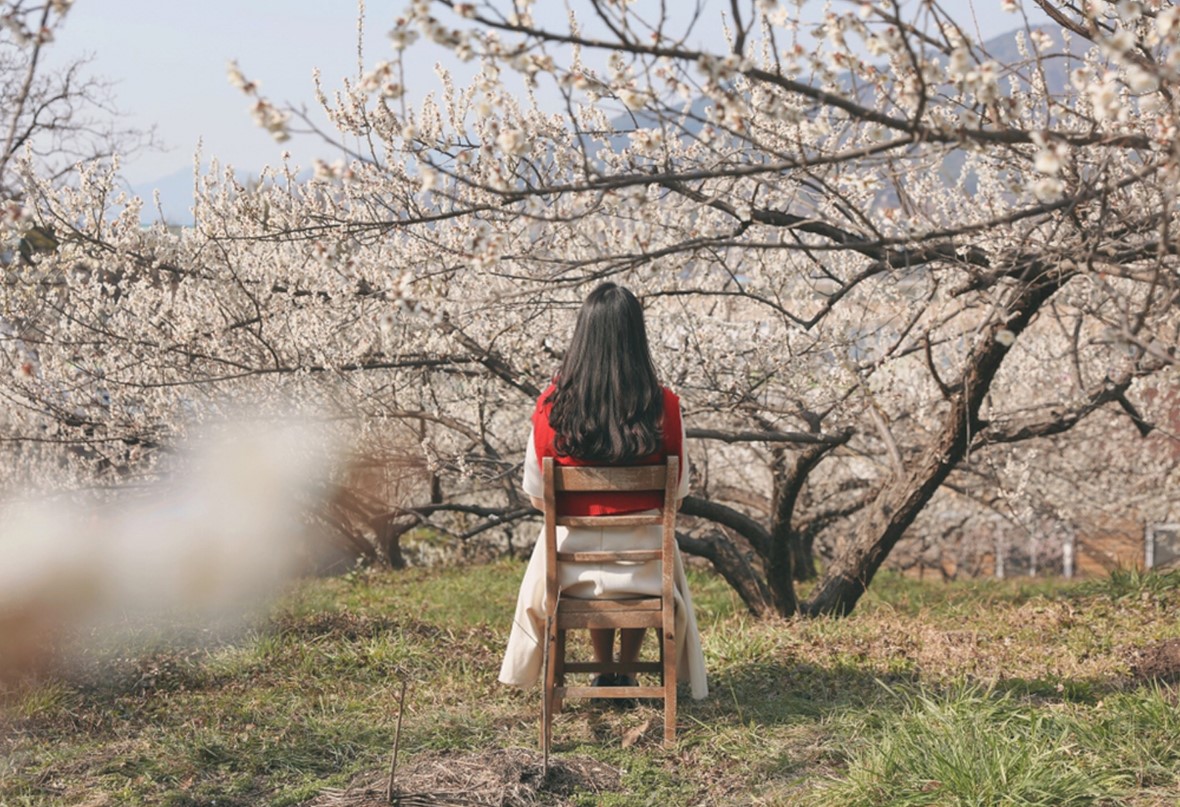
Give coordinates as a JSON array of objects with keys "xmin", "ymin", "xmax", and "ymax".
[{"xmin": 547, "ymin": 283, "xmax": 663, "ymax": 462}]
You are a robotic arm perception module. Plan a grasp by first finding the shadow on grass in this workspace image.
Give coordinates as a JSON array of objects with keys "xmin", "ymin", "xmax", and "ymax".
[
  {"xmin": 689, "ymin": 659, "xmax": 922, "ymax": 727},
  {"xmin": 693, "ymin": 655, "xmax": 1147, "ymax": 731}
]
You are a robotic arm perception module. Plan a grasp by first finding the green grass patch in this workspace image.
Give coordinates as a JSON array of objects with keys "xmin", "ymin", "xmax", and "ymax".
[
  {"xmin": 1077, "ymin": 565, "xmax": 1180, "ymax": 602},
  {"xmin": 811, "ymin": 685, "xmax": 1132, "ymax": 806}
]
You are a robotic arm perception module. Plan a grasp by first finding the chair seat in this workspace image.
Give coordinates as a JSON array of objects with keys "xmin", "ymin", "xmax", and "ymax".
[
  {"xmin": 556, "ymin": 549, "xmax": 662, "ymax": 562},
  {"xmin": 556, "ymin": 610, "xmax": 664, "ymax": 630},
  {"xmin": 557, "ymin": 514, "xmax": 664, "ymax": 528},
  {"xmin": 558, "ymin": 597, "xmax": 661, "ymax": 612},
  {"xmin": 556, "ymin": 591, "xmax": 666, "ymax": 628}
]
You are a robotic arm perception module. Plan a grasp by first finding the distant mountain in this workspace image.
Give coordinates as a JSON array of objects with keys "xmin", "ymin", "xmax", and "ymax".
[
  {"xmin": 979, "ymin": 25, "xmax": 1082, "ymax": 94},
  {"xmin": 128, "ymin": 164, "xmax": 312, "ymax": 227},
  {"xmin": 608, "ymin": 26, "xmax": 1082, "ymax": 137},
  {"xmin": 129, "ymin": 164, "xmax": 204, "ymax": 227}
]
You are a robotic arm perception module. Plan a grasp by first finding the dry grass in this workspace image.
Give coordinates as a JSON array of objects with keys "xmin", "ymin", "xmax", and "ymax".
[{"xmin": 308, "ymin": 748, "xmax": 621, "ymax": 806}]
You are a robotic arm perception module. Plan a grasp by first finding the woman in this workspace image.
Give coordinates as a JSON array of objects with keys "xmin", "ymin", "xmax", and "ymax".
[{"xmin": 498, "ymin": 283, "xmax": 708, "ymax": 701}]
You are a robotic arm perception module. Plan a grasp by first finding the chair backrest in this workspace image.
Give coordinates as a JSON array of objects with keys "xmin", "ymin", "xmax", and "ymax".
[{"xmin": 541, "ymin": 456, "xmax": 679, "ymax": 613}]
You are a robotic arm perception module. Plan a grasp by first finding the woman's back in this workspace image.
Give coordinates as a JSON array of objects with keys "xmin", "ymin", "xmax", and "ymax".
[
  {"xmin": 528, "ymin": 383, "xmax": 684, "ymax": 516},
  {"xmin": 498, "ymin": 282, "xmax": 707, "ymax": 701}
]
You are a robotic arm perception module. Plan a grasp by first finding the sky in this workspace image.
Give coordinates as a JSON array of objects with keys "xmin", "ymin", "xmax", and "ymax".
[
  {"xmin": 43, "ymin": 0, "xmax": 1040, "ymax": 188},
  {"xmin": 45, "ymin": 0, "xmax": 395, "ymax": 184}
]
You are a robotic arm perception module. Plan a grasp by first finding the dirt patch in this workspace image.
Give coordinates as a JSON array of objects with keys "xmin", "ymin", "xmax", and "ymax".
[
  {"xmin": 1128, "ymin": 638, "xmax": 1180, "ymax": 683},
  {"xmin": 303, "ymin": 748, "xmax": 622, "ymax": 806}
]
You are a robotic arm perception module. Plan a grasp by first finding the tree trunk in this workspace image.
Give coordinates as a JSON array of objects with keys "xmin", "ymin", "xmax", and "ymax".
[
  {"xmin": 788, "ymin": 529, "xmax": 818, "ymax": 580},
  {"xmin": 766, "ymin": 433, "xmax": 851, "ymax": 613},
  {"xmin": 766, "ymin": 453, "xmax": 797, "ymax": 615},
  {"xmin": 806, "ymin": 266, "xmax": 1070, "ymax": 616},
  {"xmin": 374, "ymin": 516, "xmax": 410, "ymax": 569},
  {"xmin": 677, "ymin": 496, "xmax": 777, "ymax": 615},
  {"xmin": 676, "ymin": 531, "xmax": 775, "ymax": 617}
]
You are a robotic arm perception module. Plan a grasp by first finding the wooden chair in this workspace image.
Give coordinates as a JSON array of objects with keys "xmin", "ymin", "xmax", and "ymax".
[{"xmin": 540, "ymin": 455, "xmax": 680, "ymax": 771}]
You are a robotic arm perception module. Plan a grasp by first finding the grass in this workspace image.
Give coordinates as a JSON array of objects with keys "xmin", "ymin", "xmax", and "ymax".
[
  {"xmin": 815, "ymin": 686, "xmax": 1128, "ymax": 806},
  {"xmin": 2, "ymin": 562, "xmax": 1179, "ymax": 805}
]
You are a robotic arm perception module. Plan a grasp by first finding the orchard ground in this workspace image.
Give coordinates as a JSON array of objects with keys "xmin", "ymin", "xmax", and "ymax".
[{"xmin": 2, "ymin": 562, "xmax": 1179, "ymax": 806}]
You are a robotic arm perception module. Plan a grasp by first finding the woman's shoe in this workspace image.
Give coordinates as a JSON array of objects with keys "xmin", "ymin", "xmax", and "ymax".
[
  {"xmin": 590, "ymin": 673, "xmax": 616, "ymax": 706},
  {"xmin": 614, "ymin": 674, "xmax": 638, "ymax": 710}
]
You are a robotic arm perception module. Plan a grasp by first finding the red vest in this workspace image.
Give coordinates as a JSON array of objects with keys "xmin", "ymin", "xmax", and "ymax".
[{"xmin": 532, "ymin": 384, "xmax": 683, "ymax": 516}]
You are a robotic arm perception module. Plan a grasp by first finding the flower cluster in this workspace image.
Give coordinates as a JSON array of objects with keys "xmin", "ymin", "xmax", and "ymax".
[
  {"xmin": 360, "ymin": 61, "xmax": 405, "ymax": 99},
  {"xmin": 227, "ymin": 60, "xmax": 290, "ymax": 142}
]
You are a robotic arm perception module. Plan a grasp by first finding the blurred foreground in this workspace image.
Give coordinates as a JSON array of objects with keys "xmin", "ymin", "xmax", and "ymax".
[{"xmin": 0, "ymin": 422, "xmax": 337, "ymax": 684}]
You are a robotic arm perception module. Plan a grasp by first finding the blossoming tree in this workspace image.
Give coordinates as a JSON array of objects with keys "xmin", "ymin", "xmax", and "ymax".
[{"xmin": 4, "ymin": 0, "xmax": 1178, "ymax": 616}]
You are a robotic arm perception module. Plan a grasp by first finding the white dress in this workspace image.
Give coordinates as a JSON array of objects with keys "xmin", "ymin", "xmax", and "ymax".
[{"xmin": 497, "ymin": 424, "xmax": 709, "ymax": 700}]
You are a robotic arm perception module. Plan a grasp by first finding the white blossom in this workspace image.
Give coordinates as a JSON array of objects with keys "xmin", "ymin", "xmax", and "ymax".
[
  {"xmin": 1158, "ymin": 6, "xmax": 1180, "ymax": 39},
  {"xmin": 419, "ymin": 166, "xmax": 438, "ymax": 192},
  {"xmin": 1114, "ymin": 1, "xmax": 1141, "ymax": 24},
  {"xmin": 619, "ymin": 87, "xmax": 646, "ymax": 109},
  {"xmin": 1103, "ymin": 29, "xmax": 1135, "ymax": 55},
  {"xmin": 949, "ymin": 47, "xmax": 973, "ymax": 79},
  {"xmin": 226, "ymin": 60, "xmax": 254, "ymax": 93},
  {"xmin": 249, "ymin": 98, "xmax": 290, "ymax": 141},
  {"xmin": 1125, "ymin": 65, "xmax": 1159, "ymax": 93},
  {"xmin": 389, "ymin": 25, "xmax": 419, "ymax": 50},
  {"xmin": 629, "ymin": 128, "xmax": 664, "ymax": 152},
  {"xmin": 1030, "ymin": 175, "xmax": 1064, "ymax": 201},
  {"xmin": 1034, "ymin": 147, "xmax": 1062, "ymax": 175},
  {"xmin": 496, "ymin": 127, "xmax": 528, "ymax": 156},
  {"xmin": 1138, "ymin": 92, "xmax": 1163, "ymax": 115},
  {"xmin": 1087, "ymin": 75, "xmax": 1124, "ymax": 122},
  {"xmin": 0, "ymin": 199, "xmax": 27, "ymax": 224}
]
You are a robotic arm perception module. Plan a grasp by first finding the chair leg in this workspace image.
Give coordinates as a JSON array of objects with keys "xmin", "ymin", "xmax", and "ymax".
[
  {"xmin": 657, "ymin": 630, "xmax": 665, "ymax": 684},
  {"xmin": 541, "ymin": 616, "xmax": 555, "ymax": 774},
  {"xmin": 663, "ymin": 626, "xmax": 677, "ymax": 747},
  {"xmin": 554, "ymin": 629, "xmax": 566, "ymax": 714}
]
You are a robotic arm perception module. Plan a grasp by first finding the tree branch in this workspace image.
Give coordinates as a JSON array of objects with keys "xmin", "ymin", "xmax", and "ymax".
[
  {"xmin": 686, "ymin": 427, "xmax": 848, "ymax": 445},
  {"xmin": 973, "ymin": 363, "xmax": 1162, "ymax": 448}
]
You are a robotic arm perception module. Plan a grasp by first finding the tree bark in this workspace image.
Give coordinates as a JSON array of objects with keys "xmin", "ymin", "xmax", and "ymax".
[
  {"xmin": 766, "ymin": 431, "xmax": 852, "ymax": 611},
  {"xmin": 788, "ymin": 529, "xmax": 818, "ymax": 581},
  {"xmin": 679, "ymin": 495, "xmax": 770, "ymax": 557},
  {"xmin": 374, "ymin": 516, "xmax": 410, "ymax": 569},
  {"xmin": 675, "ymin": 495, "xmax": 777, "ymax": 615},
  {"xmin": 676, "ymin": 531, "xmax": 775, "ymax": 617},
  {"xmin": 805, "ymin": 265, "xmax": 1072, "ymax": 616}
]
